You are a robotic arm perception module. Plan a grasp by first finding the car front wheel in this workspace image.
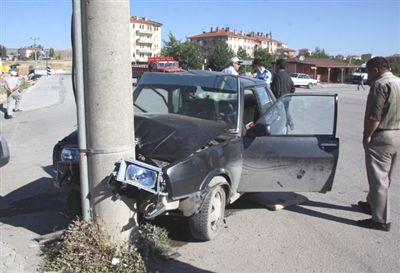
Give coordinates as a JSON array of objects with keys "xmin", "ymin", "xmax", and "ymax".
[
  {"xmin": 189, "ymin": 185, "xmax": 226, "ymax": 241},
  {"xmin": 307, "ymin": 83, "xmax": 313, "ymax": 89}
]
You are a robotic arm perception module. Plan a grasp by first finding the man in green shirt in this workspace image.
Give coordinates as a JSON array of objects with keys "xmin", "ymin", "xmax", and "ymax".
[{"xmin": 358, "ymin": 57, "xmax": 400, "ymax": 231}]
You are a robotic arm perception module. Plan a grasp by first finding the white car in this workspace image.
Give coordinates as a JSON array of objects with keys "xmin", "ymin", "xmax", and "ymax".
[{"xmin": 291, "ymin": 73, "xmax": 318, "ymax": 89}]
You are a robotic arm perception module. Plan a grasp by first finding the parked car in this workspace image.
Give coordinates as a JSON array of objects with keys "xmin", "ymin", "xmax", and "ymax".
[
  {"xmin": 0, "ymin": 136, "xmax": 10, "ymax": 167},
  {"xmin": 53, "ymin": 71, "xmax": 339, "ymax": 241},
  {"xmin": 291, "ymin": 73, "xmax": 318, "ymax": 88}
]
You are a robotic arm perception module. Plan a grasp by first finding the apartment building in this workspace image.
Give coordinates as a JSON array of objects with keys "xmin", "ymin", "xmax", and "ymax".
[
  {"xmin": 130, "ymin": 16, "xmax": 162, "ymax": 63},
  {"xmin": 190, "ymin": 27, "xmax": 295, "ymax": 60}
]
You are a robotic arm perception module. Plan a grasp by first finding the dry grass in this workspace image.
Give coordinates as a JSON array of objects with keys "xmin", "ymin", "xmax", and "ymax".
[
  {"xmin": 3, "ymin": 59, "xmax": 72, "ymax": 74},
  {"xmin": 39, "ymin": 219, "xmax": 172, "ymax": 273}
]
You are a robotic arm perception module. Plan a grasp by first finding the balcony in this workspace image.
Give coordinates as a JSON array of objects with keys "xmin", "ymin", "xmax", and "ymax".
[
  {"xmin": 136, "ymin": 29, "xmax": 153, "ymax": 35},
  {"xmin": 136, "ymin": 37, "xmax": 154, "ymax": 44},
  {"xmin": 136, "ymin": 47, "xmax": 154, "ymax": 53}
]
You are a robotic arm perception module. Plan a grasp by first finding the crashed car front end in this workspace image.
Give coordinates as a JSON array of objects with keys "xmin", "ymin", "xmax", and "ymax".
[{"xmin": 110, "ymin": 115, "xmax": 242, "ymax": 220}]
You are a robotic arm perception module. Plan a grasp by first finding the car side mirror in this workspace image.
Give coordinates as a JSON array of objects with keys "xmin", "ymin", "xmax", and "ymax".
[
  {"xmin": 247, "ymin": 123, "xmax": 271, "ymax": 137},
  {"xmin": 0, "ymin": 136, "xmax": 10, "ymax": 167}
]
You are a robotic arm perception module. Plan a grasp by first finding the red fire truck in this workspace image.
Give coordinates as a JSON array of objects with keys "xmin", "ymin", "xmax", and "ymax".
[{"xmin": 132, "ymin": 56, "xmax": 184, "ymax": 84}]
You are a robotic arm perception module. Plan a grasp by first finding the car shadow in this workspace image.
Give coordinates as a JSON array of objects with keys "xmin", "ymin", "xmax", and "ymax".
[
  {"xmin": 286, "ymin": 199, "xmax": 360, "ymax": 226},
  {"xmin": 0, "ymin": 165, "xmax": 71, "ymax": 235},
  {"xmin": 226, "ymin": 193, "xmax": 362, "ymax": 227},
  {"xmin": 149, "ymin": 258, "xmax": 215, "ymax": 273}
]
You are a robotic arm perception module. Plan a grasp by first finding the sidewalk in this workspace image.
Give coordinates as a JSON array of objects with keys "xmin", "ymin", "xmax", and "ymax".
[{"xmin": 19, "ymin": 73, "xmax": 70, "ymax": 112}]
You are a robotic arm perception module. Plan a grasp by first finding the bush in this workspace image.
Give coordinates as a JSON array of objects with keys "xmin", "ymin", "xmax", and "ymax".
[
  {"xmin": 39, "ymin": 219, "xmax": 173, "ymax": 273},
  {"xmin": 39, "ymin": 219, "xmax": 146, "ymax": 273}
]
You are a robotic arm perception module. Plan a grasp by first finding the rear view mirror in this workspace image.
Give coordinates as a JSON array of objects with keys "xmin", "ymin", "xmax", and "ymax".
[{"xmin": 0, "ymin": 136, "xmax": 10, "ymax": 167}]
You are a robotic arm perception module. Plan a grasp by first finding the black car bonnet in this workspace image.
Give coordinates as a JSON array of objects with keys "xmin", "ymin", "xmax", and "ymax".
[{"xmin": 134, "ymin": 113, "xmax": 229, "ymax": 162}]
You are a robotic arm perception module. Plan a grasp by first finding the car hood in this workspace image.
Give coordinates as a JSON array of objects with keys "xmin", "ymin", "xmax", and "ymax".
[{"xmin": 135, "ymin": 113, "xmax": 230, "ymax": 162}]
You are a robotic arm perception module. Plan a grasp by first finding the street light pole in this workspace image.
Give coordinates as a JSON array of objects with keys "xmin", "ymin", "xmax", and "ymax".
[{"xmin": 30, "ymin": 37, "xmax": 40, "ymax": 64}]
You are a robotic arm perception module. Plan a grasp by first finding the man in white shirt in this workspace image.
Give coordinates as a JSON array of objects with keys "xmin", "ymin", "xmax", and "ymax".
[
  {"xmin": 253, "ymin": 58, "xmax": 272, "ymax": 85},
  {"xmin": 4, "ymin": 71, "xmax": 22, "ymax": 119},
  {"xmin": 221, "ymin": 56, "xmax": 242, "ymax": 75}
]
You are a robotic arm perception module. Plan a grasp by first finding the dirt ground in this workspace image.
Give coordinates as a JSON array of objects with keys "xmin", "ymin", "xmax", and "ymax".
[{"xmin": 3, "ymin": 60, "xmax": 72, "ymax": 75}]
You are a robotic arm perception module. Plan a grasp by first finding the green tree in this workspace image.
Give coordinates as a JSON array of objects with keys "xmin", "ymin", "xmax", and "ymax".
[
  {"xmin": 254, "ymin": 48, "xmax": 275, "ymax": 69},
  {"xmin": 0, "ymin": 44, "xmax": 6, "ymax": 58},
  {"xmin": 49, "ymin": 48, "xmax": 55, "ymax": 58},
  {"xmin": 236, "ymin": 47, "xmax": 251, "ymax": 74},
  {"xmin": 311, "ymin": 47, "xmax": 330, "ymax": 59},
  {"xmin": 161, "ymin": 32, "xmax": 181, "ymax": 59},
  {"xmin": 388, "ymin": 59, "xmax": 400, "ymax": 77},
  {"xmin": 208, "ymin": 41, "xmax": 234, "ymax": 71},
  {"xmin": 179, "ymin": 41, "xmax": 203, "ymax": 69}
]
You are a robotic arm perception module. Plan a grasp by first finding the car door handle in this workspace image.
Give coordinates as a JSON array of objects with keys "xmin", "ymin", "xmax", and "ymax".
[{"xmin": 319, "ymin": 143, "xmax": 338, "ymax": 152}]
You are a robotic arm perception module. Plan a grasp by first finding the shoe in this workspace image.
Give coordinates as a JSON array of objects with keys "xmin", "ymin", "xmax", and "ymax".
[
  {"xmin": 357, "ymin": 218, "xmax": 390, "ymax": 231},
  {"xmin": 358, "ymin": 201, "xmax": 372, "ymax": 215},
  {"xmin": 13, "ymin": 109, "xmax": 22, "ymax": 112},
  {"xmin": 5, "ymin": 114, "xmax": 13, "ymax": 119}
]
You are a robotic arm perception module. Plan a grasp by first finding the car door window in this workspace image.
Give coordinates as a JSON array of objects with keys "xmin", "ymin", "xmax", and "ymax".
[
  {"xmin": 243, "ymin": 89, "xmax": 259, "ymax": 126},
  {"xmin": 254, "ymin": 86, "xmax": 274, "ymax": 114},
  {"xmin": 260, "ymin": 94, "xmax": 336, "ymax": 135}
]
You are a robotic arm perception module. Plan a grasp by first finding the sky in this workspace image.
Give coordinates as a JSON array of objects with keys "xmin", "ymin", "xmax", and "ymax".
[{"xmin": 1, "ymin": 0, "xmax": 399, "ymax": 57}]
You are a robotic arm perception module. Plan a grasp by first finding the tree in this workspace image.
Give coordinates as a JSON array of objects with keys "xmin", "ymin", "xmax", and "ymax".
[
  {"xmin": 49, "ymin": 48, "xmax": 55, "ymax": 58},
  {"xmin": 161, "ymin": 32, "xmax": 181, "ymax": 59},
  {"xmin": 310, "ymin": 47, "xmax": 330, "ymax": 59},
  {"xmin": 0, "ymin": 44, "xmax": 6, "ymax": 58},
  {"xmin": 208, "ymin": 41, "xmax": 234, "ymax": 71},
  {"xmin": 237, "ymin": 47, "xmax": 251, "ymax": 74},
  {"xmin": 180, "ymin": 41, "xmax": 203, "ymax": 69},
  {"xmin": 388, "ymin": 58, "xmax": 400, "ymax": 77},
  {"xmin": 254, "ymin": 48, "xmax": 275, "ymax": 69}
]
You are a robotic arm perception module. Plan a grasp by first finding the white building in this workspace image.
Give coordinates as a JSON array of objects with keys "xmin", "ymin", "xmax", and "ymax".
[
  {"xmin": 190, "ymin": 27, "xmax": 295, "ymax": 60},
  {"xmin": 130, "ymin": 16, "xmax": 162, "ymax": 63}
]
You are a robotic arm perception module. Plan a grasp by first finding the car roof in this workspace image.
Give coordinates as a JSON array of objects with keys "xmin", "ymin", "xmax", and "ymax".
[{"xmin": 176, "ymin": 70, "xmax": 267, "ymax": 89}]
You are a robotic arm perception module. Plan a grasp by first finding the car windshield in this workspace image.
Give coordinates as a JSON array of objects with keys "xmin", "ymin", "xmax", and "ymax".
[
  {"xmin": 291, "ymin": 73, "xmax": 299, "ymax": 77},
  {"xmin": 134, "ymin": 73, "xmax": 239, "ymax": 130}
]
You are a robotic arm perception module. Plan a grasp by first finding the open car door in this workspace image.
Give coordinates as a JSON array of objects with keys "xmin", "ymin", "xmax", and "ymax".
[{"xmin": 239, "ymin": 93, "xmax": 339, "ymax": 193}]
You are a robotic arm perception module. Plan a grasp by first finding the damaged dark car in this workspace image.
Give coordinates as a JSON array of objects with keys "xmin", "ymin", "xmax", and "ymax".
[{"xmin": 53, "ymin": 71, "xmax": 339, "ymax": 241}]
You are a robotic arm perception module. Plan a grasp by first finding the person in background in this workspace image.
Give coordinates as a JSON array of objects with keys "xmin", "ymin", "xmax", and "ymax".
[
  {"xmin": 4, "ymin": 71, "xmax": 22, "ymax": 119},
  {"xmin": 357, "ymin": 57, "xmax": 400, "ymax": 232},
  {"xmin": 270, "ymin": 59, "xmax": 296, "ymax": 130},
  {"xmin": 253, "ymin": 58, "xmax": 272, "ymax": 86},
  {"xmin": 357, "ymin": 74, "xmax": 365, "ymax": 91},
  {"xmin": 270, "ymin": 58, "xmax": 295, "ymax": 98},
  {"xmin": 221, "ymin": 56, "xmax": 242, "ymax": 75}
]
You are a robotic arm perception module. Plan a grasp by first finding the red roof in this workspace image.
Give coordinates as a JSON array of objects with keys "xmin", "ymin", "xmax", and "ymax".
[
  {"xmin": 287, "ymin": 58, "xmax": 358, "ymax": 68},
  {"xmin": 190, "ymin": 29, "xmax": 282, "ymax": 44},
  {"xmin": 130, "ymin": 16, "xmax": 162, "ymax": 27}
]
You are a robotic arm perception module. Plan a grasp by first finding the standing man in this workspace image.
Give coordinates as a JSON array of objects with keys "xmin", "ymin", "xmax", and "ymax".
[
  {"xmin": 357, "ymin": 74, "xmax": 365, "ymax": 91},
  {"xmin": 4, "ymin": 71, "xmax": 22, "ymax": 119},
  {"xmin": 271, "ymin": 59, "xmax": 296, "ymax": 130},
  {"xmin": 221, "ymin": 56, "xmax": 242, "ymax": 76},
  {"xmin": 270, "ymin": 59, "xmax": 295, "ymax": 98},
  {"xmin": 253, "ymin": 58, "xmax": 272, "ymax": 86},
  {"xmin": 357, "ymin": 57, "xmax": 400, "ymax": 231}
]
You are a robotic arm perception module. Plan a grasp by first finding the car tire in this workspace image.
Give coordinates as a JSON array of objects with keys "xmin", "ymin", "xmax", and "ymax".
[
  {"xmin": 189, "ymin": 185, "xmax": 226, "ymax": 241},
  {"xmin": 307, "ymin": 83, "xmax": 313, "ymax": 89}
]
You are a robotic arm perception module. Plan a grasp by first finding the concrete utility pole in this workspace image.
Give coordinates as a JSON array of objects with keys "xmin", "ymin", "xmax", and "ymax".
[{"xmin": 81, "ymin": 0, "xmax": 135, "ymax": 243}]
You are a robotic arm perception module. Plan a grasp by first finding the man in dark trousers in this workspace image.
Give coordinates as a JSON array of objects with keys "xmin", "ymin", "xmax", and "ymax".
[
  {"xmin": 270, "ymin": 58, "xmax": 295, "ymax": 98},
  {"xmin": 357, "ymin": 57, "xmax": 400, "ymax": 231},
  {"xmin": 271, "ymin": 59, "xmax": 295, "ymax": 130}
]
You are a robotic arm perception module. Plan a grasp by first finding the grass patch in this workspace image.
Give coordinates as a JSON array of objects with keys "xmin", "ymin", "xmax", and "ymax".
[{"xmin": 39, "ymin": 219, "xmax": 172, "ymax": 273}]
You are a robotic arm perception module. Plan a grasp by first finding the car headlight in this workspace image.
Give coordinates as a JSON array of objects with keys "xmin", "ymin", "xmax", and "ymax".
[
  {"xmin": 61, "ymin": 148, "xmax": 79, "ymax": 162},
  {"xmin": 126, "ymin": 164, "xmax": 157, "ymax": 188}
]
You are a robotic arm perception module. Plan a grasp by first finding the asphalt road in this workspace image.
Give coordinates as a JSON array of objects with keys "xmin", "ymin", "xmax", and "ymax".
[{"xmin": 0, "ymin": 78, "xmax": 399, "ymax": 273}]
